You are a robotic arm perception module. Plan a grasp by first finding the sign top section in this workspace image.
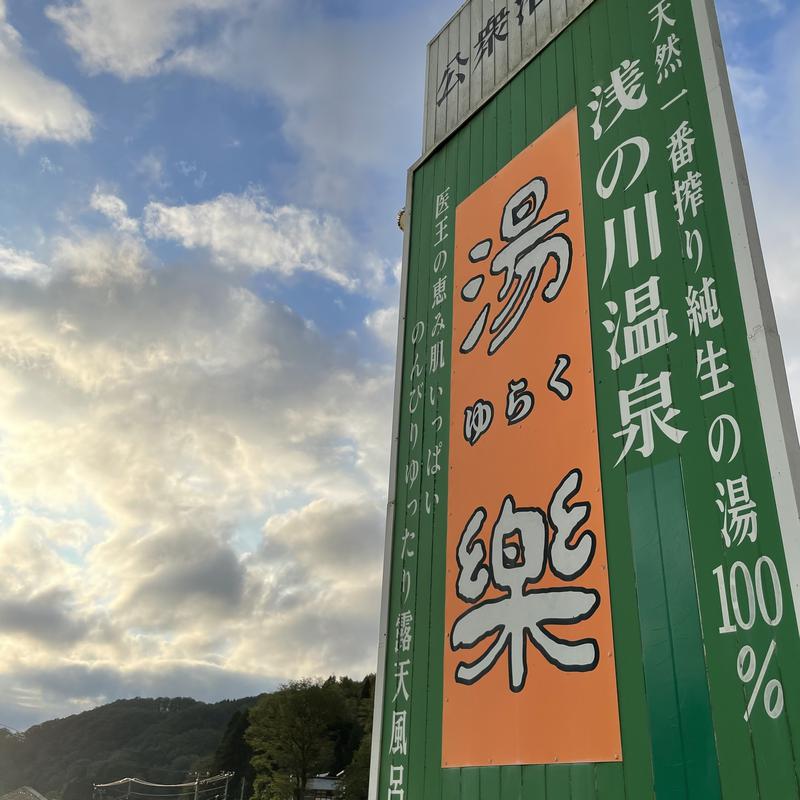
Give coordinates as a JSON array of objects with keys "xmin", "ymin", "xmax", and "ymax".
[{"xmin": 424, "ymin": 0, "xmax": 596, "ymax": 155}]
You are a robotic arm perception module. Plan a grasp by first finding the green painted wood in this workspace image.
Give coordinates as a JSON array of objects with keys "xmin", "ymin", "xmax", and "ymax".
[
  {"xmin": 462, "ymin": 767, "xmax": 480, "ymax": 800},
  {"xmin": 495, "ymin": 82, "xmax": 512, "ymax": 170},
  {"xmin": 499, "ymin": 765, "xmax": 522, "ymax": 800},
  {"xmin": 627, "ymin": 465, "xmax": 691, "ymax": 799},
  {"xmin": 652, "ymin": 459, "xmax": 722, "ymax": 799},
  {"xmin": 545, "ymin": 764, "xmax": 572, "ymax": 799},
  {"xmin": 482, "ymin": 97, "xmax": 498, "ymax": 182},
  {"xmin": 570, "ymin": 764, "xmax": 596, "ymax": 800},
  {"xmin": 522, "ymin": 764, "xmax": 547, "ymax": 798},
  {"xmin": 377, "ymin": 0, "xmax": 800, "ymax": 797},
  {"xmin": 407, "ymin": 147, "xmax": 448, "ymax": 799},
  {"xmin": 508, "ymin": 73, "xmax": 527, "ymax": 159},
  {"xmin": 572, "ymin": 3, "xmax": 656, "ymax": 798},
  {"xmin": 594, "ymin": 763, "xmax": 625, "ymax": 800}
]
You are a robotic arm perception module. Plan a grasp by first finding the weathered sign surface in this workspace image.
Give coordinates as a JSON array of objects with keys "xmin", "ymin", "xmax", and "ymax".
[{"xmin": 372, "ymin": 0, "xmax": 800, "ymax": 796}]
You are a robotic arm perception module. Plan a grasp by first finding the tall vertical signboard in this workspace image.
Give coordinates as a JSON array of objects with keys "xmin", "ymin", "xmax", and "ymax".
[{"xmin": 371, "ymin": 0, "xmax": 800, "ymax": 797}]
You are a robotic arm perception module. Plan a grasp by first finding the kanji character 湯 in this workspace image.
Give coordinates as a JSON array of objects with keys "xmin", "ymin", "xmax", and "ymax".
[
  {"xmin": 460, "ymin": 177, "xmax": 572, "ymax": 354},
  {"xmin": 716, "ymin": 475, "xmax": 758, "ymax": 547}
]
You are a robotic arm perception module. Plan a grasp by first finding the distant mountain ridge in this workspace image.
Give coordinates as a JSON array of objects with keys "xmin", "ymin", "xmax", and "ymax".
[{"xmin": 0, "ymin": 696, "xmax": 258, "ymax": 800}]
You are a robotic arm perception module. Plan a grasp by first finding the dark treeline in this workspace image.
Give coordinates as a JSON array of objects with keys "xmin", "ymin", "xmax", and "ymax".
[{"xmin": 0, "ymin": 676, "xmax": 374, "ymax": 800}]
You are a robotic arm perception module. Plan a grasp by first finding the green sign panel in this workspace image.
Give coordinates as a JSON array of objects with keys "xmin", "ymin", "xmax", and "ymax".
[{"xmin": 371, "ymin": 0, "xmax": 800, "ymax": 797}]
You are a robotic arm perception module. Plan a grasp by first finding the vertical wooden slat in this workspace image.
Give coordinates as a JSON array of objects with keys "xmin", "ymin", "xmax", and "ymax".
[
  {"xmin": 572, "ymin": 1, "xmax": 656, "ymax": 796},
  {"xmin": 508, "ymin": 59, "xmax": 527, "ymax": 157},
  {"xmin": 550, "ymin": 0, "xmax": 568, "ymax": 33},
  {"xmin": 506, "ymin": 0, "xmax": 523, "ymax": 75},
  {"xmin": 458, "ymin": 6, "xmax": 473, "ymax": 127},
  {"xmin": 546, "ymin": 763, "xmax": 572, "ymax": 800},
  {"xmin": 435, "ymin": 34, "xmax": 451, "ymax": 143},
  {"xmin": 425, "ymin": 40, "xmax": 439, "ymax": 153},
  {"xmin": 495, "ymin": 74, "xmax": 512, "ymax": 168},
  {"xmin": 470, "ymin": 0, "xmax": 484, "ymax": 111},
  {"xmin": 480, "ymin": 0, "xmax": 497, "ymax": 97},
  {"xmin": 500, "ymin": 764, "xmax": 523, "ymax": 800},
  {"xmin": 535, "ymin": 0, "xmax": 553, "ymax": 49},
  {"xmin": 570, "ymin": 764, "xmax": 596, "ymax": 800},
  {"xmin": 520, "ymin": 0, "xmax": 538, "ymax": 59},
  {"xmin": 404, "ymin": 147, "xmax": 447, "ymax": 800},
  {"xmin": 446, "ymin": 17, "xmax": 463, "ymax": 137},
  {"xmin": 494, "ymin": 0, "xmax": 511, "ymax": 87},
  {"xmin": 538, "ymin": 39, "xmax": 558, "ymax": 130}
]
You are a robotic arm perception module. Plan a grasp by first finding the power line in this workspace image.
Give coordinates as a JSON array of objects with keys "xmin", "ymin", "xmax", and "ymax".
[
  {"xmin": 0, "ymin": 722, "xmax": 22, "ymax": 733},
  {"xmin": 95, "ymin": 776, "xmax": 232, "ymax": 790}
]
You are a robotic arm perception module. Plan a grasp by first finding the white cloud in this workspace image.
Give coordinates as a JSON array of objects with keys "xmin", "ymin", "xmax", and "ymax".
[
  {"xmin": 45, "ymin": 0, "xmax": 242, "ymax": 80},
  {"xmin": 143, "ymin": 190, "xmax": 372, "ymax": 289},
  {"xmin": 0, "ymin": 236, "xmax": 393, "ymax": 725},
  {"xmin": 135, "ymin": 150, "xmax": 168, "ymax": 189},
  {"xmin": 52, "ymin": 229, "xmax": 151, "ymax": 287},
  {"xmin": 0, "ymin": 244, "xmax": 51, "ymax": 285},
  {"xmin": 90, "ymin": 188, "xmax": 140, "ymax": 233},
  {"xmin": 365, "ymin": 306, "xmax": 399, "ymax": 350},
  {"xmin": 0, "ymin": 2, "xmax": 92, "ymax": 144}
]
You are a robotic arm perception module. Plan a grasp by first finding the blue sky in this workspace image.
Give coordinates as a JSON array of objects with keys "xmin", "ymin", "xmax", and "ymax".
[{"xmin": 0, "ymin": 0, "xmax": 797, "ymax": 732}]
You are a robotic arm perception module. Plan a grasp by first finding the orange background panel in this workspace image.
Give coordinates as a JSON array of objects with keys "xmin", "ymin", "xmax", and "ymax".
[{"xmin": 443, "ymin": 109, "xmax": 622, "ymax": 768}]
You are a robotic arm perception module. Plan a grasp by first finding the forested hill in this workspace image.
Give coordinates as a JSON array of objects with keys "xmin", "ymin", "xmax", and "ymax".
[{"xmin": 0, "ymin": 696, "xmax": 258, "ymax": 799}]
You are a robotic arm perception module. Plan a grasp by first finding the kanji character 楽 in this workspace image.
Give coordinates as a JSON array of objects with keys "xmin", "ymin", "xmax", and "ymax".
[{"xmin": 450, "ymin": 470, "xmax": 600, "ymax": 692}]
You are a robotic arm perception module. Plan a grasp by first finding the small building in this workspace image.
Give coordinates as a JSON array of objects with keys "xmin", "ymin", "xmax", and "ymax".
[
  {"xmin": 0, "ymin": 788, "xmax": 51, "ymax": 800},
  {"xmin": 303, "ymin": 772, "xmax": 341, "ymax": 799}
]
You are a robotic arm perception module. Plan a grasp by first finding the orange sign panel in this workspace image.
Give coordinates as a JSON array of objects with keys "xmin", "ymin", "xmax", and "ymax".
[{"xmin": 443, "ymin": 109, "xmax": 622, "ymax": 768}]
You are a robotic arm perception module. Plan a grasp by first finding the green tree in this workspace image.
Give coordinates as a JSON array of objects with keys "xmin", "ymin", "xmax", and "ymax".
[
  {"xmin": 213, "ymin": 709, "xmax": 255, "ymax": 787},
  {"xmin": 246, "ymin": 680, "xmax": 349, "ymax": 800},
  {"xmin": 339, "ymin": 728, "xmax": 371, "ymax": 800}
]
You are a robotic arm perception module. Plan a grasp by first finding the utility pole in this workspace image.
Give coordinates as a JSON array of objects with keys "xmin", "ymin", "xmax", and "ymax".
[
  {"xmin": 222, "ymin": 774, "xmax": 229, "ymax": 800},
  {"xmin": 193, "ymin": 774, "xmax": 199, "ymax": 800}
]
